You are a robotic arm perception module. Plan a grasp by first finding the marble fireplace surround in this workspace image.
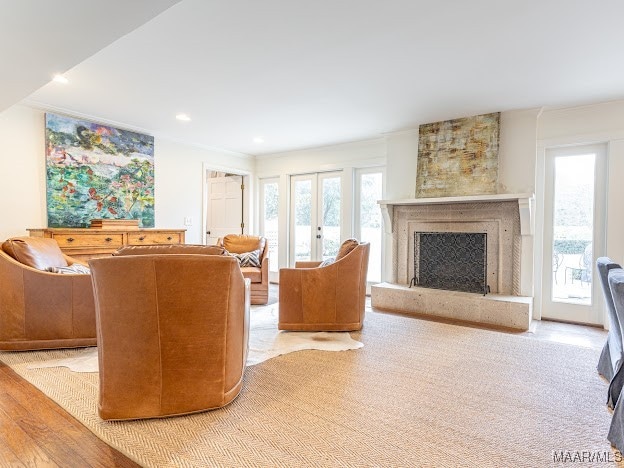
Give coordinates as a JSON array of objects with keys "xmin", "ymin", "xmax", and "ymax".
[{"xmin": 372, "ymin": 193, "xmax": 535, "ymax": 330}]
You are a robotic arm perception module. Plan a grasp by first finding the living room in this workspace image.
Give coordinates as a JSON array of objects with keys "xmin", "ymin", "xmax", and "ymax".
[{"xmin": 2, "ymin": 0, "xmax": 624, "ymax": 466}]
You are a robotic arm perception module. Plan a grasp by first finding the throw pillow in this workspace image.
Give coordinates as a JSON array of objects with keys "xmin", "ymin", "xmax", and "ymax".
[
  {"xmin": 46, "ymin": 264, "xmax": 91, "ymax": 274},
  {"xmin": 228, "ymin": 249, "xmax": 261, "ymax": 267},
  {"xmin": 319, "ymin": 257, "xmax": 335, "ymax": 267}
]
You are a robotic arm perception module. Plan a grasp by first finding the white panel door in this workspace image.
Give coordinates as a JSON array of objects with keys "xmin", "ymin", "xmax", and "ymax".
[{"xmin": 206, "ymin": 175, "xmax": 242, "ymax": 245}]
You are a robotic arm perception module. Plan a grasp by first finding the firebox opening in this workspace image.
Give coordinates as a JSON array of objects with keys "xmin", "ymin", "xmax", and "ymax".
[{"xmin": 411, "ymin": 232, "xmax": 489, "ymax": 295}]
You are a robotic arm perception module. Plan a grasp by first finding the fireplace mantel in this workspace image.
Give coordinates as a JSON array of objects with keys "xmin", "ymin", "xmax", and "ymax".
[{"xmin": 378, "ymin": 193, "xmax": 535, "ymax": 236}]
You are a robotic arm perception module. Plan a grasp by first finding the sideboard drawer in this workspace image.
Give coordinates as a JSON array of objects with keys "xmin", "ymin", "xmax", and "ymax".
[
  {"xmin": 127, "ymin": 232, "xmax": 183, "ymax": 245},
  {"xmin": 54, "ymin": 233, "xmax": 124, "ymax": 248}
]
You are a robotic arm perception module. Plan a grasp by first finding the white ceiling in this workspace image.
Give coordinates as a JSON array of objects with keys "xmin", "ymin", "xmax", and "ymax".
[
  {"xmin": 19, "ymin": 0, "xmax": 624, "ymax": 156},
  {"xmin": 0, "ymin": 0, "xmax": 180, "ymax": 113}
]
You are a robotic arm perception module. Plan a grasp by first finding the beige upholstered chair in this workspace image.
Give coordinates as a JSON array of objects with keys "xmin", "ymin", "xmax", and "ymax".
[
  {"xmin": 279, "ymin": 240, "xmax": 370, "ymax": 331},
  {"xmin": 89, "ymin": 254, "xmax": 250, "ymax": 420},
  {"xmin": 0, "ymin": 237, "xmax": 96, "ymax": 350},
  {"xmin": 217, "ymin": 234, "xmax": 269, "ymax": 305}
]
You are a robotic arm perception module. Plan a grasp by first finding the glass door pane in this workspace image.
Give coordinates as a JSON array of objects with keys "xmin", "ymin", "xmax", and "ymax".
[
  {"xmin": 320, "ymin": 174, "xmax": 341, "ymax": 259},
  {"xmin": 358, "ymin": 171, "xmax": 383, "ymax": 283},
  {"xmin": 260, "ymin": 179, "xmax": 279, "ymax": 274},
  {"xmin": 292, "ymin": 177, "xmax": 313, "ymax": 262},
  {"xmin": 551, "ymin": 154, "xmax": 595, "ymax": 305},
  {"xmin": 542, "ymin": 144, "xmax": 607, "ymax": 325}
]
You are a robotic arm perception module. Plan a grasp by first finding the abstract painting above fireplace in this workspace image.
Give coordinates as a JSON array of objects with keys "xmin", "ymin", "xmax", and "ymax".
[{"xmin": 416, "ymin": 112, "xmax": 500, "ymax": 198}]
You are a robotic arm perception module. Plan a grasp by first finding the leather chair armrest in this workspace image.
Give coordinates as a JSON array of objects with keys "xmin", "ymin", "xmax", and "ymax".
[
  {"xmin": 242, "ymin": 278, "xmax": 251, "ymax": 366},
  {"xmin": 261, "ymin": 256, "xmax": 269, "ymax": 285},
  {"xmin": 294, "ymin": 261, "xmax": 322, "ymax": 268}
]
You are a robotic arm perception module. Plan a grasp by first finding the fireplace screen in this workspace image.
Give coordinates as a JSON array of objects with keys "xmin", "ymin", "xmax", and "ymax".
[{"xmin": 412, "ymin": 232, "xmax": 488, "ymax": 295}]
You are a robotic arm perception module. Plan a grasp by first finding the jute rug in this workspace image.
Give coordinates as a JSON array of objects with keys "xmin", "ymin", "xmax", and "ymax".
[
  {"xmin": 0, "ymin": 309, "xmax": 619, "ymax": 467},
  {"xmin": 24, "ymin": 304, "xmax": 363, "ymax": 371}
]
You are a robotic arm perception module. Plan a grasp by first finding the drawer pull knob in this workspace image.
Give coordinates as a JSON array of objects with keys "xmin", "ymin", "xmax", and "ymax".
[
  {"xmin": 167, "ymin": 236, "xmax": 173, "ymax": 241},
  {"xmin": 138, "ymin": 236, "xmax": 145, "ymax": 241},
  {"xmin": 104, "ymin": 237, "xmax": 113, "ymax": 242},
  {"xmin": 66, "ymin": 237, "xmax": 74, "ymax": 243}
]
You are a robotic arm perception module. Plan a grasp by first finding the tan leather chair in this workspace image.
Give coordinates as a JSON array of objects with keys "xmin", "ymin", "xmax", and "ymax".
[
  {"xmin": 217, "ymin": 234, "xmax": 269, "ymax": 305},
  {"xmin": 279, "ymin": 240, "xmax": 370, "ymax": 331},
  {"xmin": 0, "ymin": 237, "xmax": 96, "ymax": 350},
  {"xmin": 113, "ymin": 244, "xmax": 226, "ymax": 256},
  {"xmin": 89, "ymin": 254, "xmax": 250, "ymax": 420}
]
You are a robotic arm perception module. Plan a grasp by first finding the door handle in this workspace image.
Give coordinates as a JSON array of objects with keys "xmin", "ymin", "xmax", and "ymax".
[
  {"xmin": 207, "ymin": 231, "xmax": 211, "ymax": 236},
  {"xmin": 316, "ymin": 234, "xmax": 321, "ymax": 239}
]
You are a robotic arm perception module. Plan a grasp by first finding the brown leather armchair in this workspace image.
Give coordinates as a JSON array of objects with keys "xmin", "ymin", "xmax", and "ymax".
[
  {"xmin": 217, "ymin": 234, "xmax": 269, "ymax": 305},
  {"xmin": 279, "ymin": 240, "xmax": 370, "ymax": 331},
  {"xmin": 89, "ymin": 254, "xmax": 250, "ymax": 420},
  {"xmin": 0, "ymin": 237, "xmax": 96, "ymax": 350},
  {"xmin": 113, "ymin": 244, "xmax": 226, "ymax": 256}
]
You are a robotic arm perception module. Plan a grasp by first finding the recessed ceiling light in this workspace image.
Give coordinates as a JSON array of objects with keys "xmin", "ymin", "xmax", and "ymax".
[
  {"xmin": 253, "ymin": 137, "xmax": 264, "ymax": 144},
  {"xmin": 176, "ymin": 113, "xmax": 191, "ymax": 121},
  {"xmin": 52, "ymin": 74, "xmax": 68, "ymax": 84}
]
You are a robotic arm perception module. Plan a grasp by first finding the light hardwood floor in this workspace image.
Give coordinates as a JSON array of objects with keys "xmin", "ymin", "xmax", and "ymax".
[{"xmin": 0, "ymin": 284, "xmax": 607, "ymax": 466}]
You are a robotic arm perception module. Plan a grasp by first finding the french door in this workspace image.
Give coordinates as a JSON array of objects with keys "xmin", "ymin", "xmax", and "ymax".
[
  {"xmin": 541, "ymin": 144, "xmax": 607, "ymax": 325},
  {"xmin": 354, "ymin": 167, "xmax": 384, "ymax": 287},
  {"xmin": 259, "ymin": 177, "xmax": 280, "ymax": 282},
  {"xmin": 290, "ymin": 172, "xmax": 341, "ymax": 264}
]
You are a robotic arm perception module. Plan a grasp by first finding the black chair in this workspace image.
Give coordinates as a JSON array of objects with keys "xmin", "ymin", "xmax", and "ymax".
[
  {"xmin": 607, "ymin": 268, "xmax": 624, "ymax": 451},
  {"xmin": 597, "ymin": 257, "xmax": 624, "ymax": 397}
]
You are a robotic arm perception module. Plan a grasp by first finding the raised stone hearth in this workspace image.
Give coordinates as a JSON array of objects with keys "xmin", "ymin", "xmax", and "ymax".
[
  {"xmin": 373, "ymin": 193, "xmax": 534, "ymax": 331},
  {"xmin": 371, "ymin": 283, "xmax": 532, "ymax": 330}
]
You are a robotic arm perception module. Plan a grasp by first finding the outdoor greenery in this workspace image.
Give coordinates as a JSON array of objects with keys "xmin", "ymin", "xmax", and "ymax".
[
  {"xmin": 263, "ymin": 182, "xmax": 279, "ymax": 220},
  {"xmin": 553, "ymin": 239, "xmax": 591, "ymax": 255}
]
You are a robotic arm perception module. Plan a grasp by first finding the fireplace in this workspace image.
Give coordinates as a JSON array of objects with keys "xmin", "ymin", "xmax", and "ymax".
[
  {"xmin": 371, "ymin": 193, "xmax": 535, "ymax": 330},
  {"xmin": 412, "ymin": 232, "xmax": 488, "ymax": 294}
]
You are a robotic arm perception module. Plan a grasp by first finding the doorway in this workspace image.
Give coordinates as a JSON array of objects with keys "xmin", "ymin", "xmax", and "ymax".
[
  {"xmin": 289, "ymin": 171, "xmax": 342, "ymax": 264},
  {"xmin": 205, "ymin": 172, "xmax": 244, "ymax": 245},
  {"xmin": 541, "ymin": 144, "xmax": 607, "ymax": 325}
]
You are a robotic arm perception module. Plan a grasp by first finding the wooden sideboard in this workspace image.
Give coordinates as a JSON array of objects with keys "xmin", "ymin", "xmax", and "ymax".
[{"xmin": 28, "ymin": 228, "xmax": 186, "ymax": 261}]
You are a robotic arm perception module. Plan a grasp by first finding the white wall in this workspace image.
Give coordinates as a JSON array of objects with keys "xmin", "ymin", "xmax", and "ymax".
[
  {"xmin": 255, "ymin": 138, "xmax": 386, "ymax": 178},
  {"xmin": 385, "ymin": 129, "xmax": 419, "ymax": 200},
  {"xmin": 499, "ymin": 109, "xmax": 540, "ymax": 194},
  {"xmin": 156, "ymin": 140, "xmax": 253, "ymax": 243},
  {"xmin": 0, "ymin": 105, "xmax": 253, "ymax": 244},
  {"xmin": 0, "ymin": 105, "xmax": 48, "ymax": 240}
]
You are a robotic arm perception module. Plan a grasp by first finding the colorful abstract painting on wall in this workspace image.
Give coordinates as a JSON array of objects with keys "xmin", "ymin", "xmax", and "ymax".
[
  {"xmin": 45, "ymin": 113, "xmax": 155, "ymax": 227},
  {"xmin": 416, "ymin": 112, "xmax": 500, "ymax": 198}
]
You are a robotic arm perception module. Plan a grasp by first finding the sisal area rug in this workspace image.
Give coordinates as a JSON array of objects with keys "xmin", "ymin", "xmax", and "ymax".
[
  {"xmin": 24, "ymin": 304, "xmax": 363, "ymax": 371},
  {"xmin": 0, "ymin": 309, "xmax": 619, "ymax": 467}
]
